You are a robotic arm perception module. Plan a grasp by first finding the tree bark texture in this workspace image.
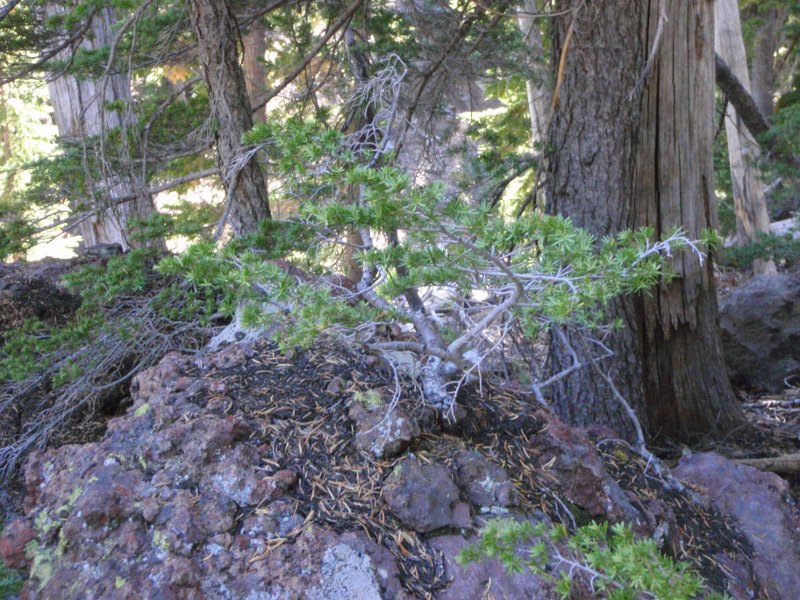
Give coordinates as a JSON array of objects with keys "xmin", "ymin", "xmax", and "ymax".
[
  {"xmin": 545, "ymin": 1, "xmax": 646, "ymax": 441},
  {"xmin": 188, "ymin": 0, "xmax": 270, "ymax": 235},
  {"xmin": 243, "ymin": 18, "xmax": 268, "ymax": 124},
  {"xmin": 546, "ymin": 0, "xmax": 746, "ymax": 441},
  {"xmin": 715, "ymin": 0, "xmax": 775, "ymax": 275},
  {"xmin": 45, "ymin": 3, "xmax": 158, "ymax": 250},
  {"xmin": 242, "ymin": 18, "xmax": 273, "ymax": 214}
]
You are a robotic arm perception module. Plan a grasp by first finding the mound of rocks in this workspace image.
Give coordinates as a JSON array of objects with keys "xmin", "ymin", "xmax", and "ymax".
[{"xmin": 2, "ymin": 340, "xmax": 796, "ymax": 598}]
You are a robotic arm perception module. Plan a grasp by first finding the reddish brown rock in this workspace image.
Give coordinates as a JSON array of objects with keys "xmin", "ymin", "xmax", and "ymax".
[
  {"xmin": 0, "ymin": 517, "xmax": 35, "ymax": 569},
  {"xmin": 454, "ymin": 450, "xmax": 515, "ymax": 508},
  {"xmin": 381, "ymin": 457, "xmax": 471, "ymax": 533},
  {"xmin": 10, "ymin": 346, "xmax": 414, "ymax": 599},
  {"xmin": 531, "ymin": 412, "xmax": 641, "ymax": 524},
  {"xmin": 674, "ymin": 452, "xmax": 800, "ymax": 599}
]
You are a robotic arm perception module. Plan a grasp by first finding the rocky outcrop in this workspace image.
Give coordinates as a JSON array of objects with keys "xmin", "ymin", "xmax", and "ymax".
[
  {"xmin": 720, "ymin": 273, "xmax": 800, "ymax": 391},
  {"xmin": 1, "ymin": 341, "xmax": 789, "ymax": 598},
  {"xmin": 2, "ymin": 346, "xmax": 408, "ymax": 599},
  {"xmin": 674, "ymin": 452, "xmax": 800, "ymax": 600}
]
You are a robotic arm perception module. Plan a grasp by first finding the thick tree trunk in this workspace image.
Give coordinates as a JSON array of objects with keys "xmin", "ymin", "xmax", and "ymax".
[
  {"xmin": 546, "ymin": 0, "xmax": 746, "ymax": 441},
  {"xmin": 45, "ymin": 4, "xmax": 159, "ymax": 251},
  {"xmin": 545, "ymin": 1, "xmax": 646, "ymax": 441},
  {"xmin": 634, "ymin": 0, "xmax": 745, "ymax": 438},
  {"xmin": 715, "ymin": 0, "xmax": 775, "ymax": 275},
  {"xmin": 188, "ymin": 0, "xmax": 270, "ymax": 235}
]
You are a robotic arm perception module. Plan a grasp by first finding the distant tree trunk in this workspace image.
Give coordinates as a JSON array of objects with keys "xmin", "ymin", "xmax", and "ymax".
[
  {"xmin": 242, "ymin": 17, "xmax": 274, "ymax": 217},
  {"xmin": 188, "ymin": 0, "xmax": 270, "ymax": 235},
  {"xmin": 715, "ymin": 0, "xmax": 775, "ymax": 275},
  {"xmin": 750, "ymin": 6, "xmax": 783, "ymax": 119},
  {"xmin": 546, "ymin": 0, "xmax": 746, "ymax": 441},
  {"xmin": 0, "ymin": 87, "xmax": 16, "ymax": 201},
  {"xmin": 516, "ymin": 0, "xmax": 550, "ymax": 147},
  {"xmin": 45, "ymin": 4, "xmax": 159, "ymax": 251}
]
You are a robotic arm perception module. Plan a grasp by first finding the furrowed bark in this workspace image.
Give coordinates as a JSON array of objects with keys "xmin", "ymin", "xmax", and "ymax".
[
  {"xmin": 546, "ymin": 0, "xmax": 747, "ymax": 441},
  {"xmin": 188, "ymin": 0, "xmax": 270, "ymax": 235}
]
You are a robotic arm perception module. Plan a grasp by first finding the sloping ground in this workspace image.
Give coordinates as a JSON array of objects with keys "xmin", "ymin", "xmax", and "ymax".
[
  {"xmin": 0, "ymin": 253, "xmax": 214, "ymax": 495},
  {"xmin": 5, "ymin": 339, "xmax": 797, "ymax": 598}
]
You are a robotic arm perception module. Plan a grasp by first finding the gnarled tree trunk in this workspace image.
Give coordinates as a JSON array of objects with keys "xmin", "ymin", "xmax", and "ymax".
[
  {"xmin": 188, "ymin": 0, "xmax": 270, "ymax": 235},
  {"xmin": 546, "ymin": 0, "xmax": 746, "ymax": 441},
  {"xmin": 46, "ymin": 3, "xmax": 159, "ymax": 251}
]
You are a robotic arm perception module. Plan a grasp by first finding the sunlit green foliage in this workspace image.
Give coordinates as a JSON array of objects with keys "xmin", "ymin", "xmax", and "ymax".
[
  {"xmin": 458, "ymin": 518, "xmax": 728, "ymax": 600},
  {"xmin": 244, "ymin": 117, "xmax": 695, "ymax": 334},
  {"xmin": 721, "ymin": 230, "xmax": 800, "ymax": 269}
]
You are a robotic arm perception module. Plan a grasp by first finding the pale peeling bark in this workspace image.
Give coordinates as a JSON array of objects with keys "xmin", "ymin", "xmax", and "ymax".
[
  {"xmin": 45, "ymin": 3, "xmax": 158, "ymax": 250},
  {"xmin": 715, "ymin": 0, "xmax": 775, "ymax": 275},
  {"xmin": 547, "ymin": 0, "xmax": 746, "ymax": 441},
  {"xmin": 188, "ymin": 0, "xmax": 270, "ymax": 235}
]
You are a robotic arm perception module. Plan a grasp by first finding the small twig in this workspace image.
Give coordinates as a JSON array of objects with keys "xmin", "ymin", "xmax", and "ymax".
[{"xmin": 628, "ymin": 1, "xmax": 667, "ymax": 101}]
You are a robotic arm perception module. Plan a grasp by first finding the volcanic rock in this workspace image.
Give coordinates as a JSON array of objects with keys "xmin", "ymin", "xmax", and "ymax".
[
  {"xmin": 720, "ymin": 273, "xmax": 800, "ymax": 391},
  {"xmin": 381, "ymin": 457, "xmax": 471, "ymax": 533},
  {"xmin": 674, "ymin": 452, "xmax": 800, "ymax": 600},
  {"xmin": 349, "ymin": 391, "xmax": 421, "ymax": 459},
  {"xmin": 453, "ymin": 450, "xmax": 514, "ymax": 508}
]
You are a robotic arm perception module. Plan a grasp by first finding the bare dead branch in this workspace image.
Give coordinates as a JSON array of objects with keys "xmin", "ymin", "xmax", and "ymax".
[{"xmin": 715, "ymin": 52, "xmax": 800, "ymax": 168}]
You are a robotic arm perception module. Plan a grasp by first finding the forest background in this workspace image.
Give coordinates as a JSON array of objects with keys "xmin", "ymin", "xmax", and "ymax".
[{"xmin": 0, "ymin": 0, "xmax": 799, "ymax": 493}]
